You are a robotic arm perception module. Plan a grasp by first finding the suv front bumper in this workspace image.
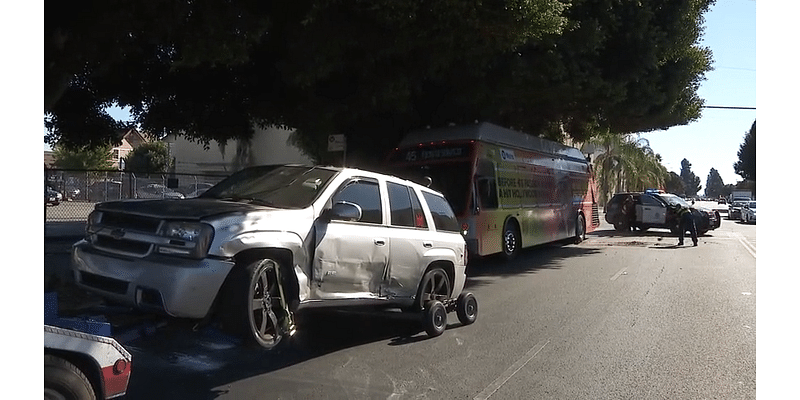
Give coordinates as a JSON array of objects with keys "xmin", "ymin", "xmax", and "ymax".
[{"xmin": 71, "ymin": 240, "xmax": 235, "ymax": 319}]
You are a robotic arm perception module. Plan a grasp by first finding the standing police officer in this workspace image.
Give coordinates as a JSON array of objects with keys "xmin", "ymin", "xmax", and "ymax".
[{"xmin": 673, "ymin": 204, "xmax": 698, "ymax": 246}]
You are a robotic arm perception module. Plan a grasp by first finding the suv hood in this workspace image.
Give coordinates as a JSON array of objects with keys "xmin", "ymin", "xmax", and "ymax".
[
  {"xmin": 692, "ymin": 205, "xmax": 714, "ymax": 213},
  {"xmin": 95, "ymin": 198, "xmax": 276, "ymax": 220}
]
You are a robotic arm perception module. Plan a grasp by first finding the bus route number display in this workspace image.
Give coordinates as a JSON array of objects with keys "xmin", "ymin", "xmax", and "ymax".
[{"xmin": 399, "ymin": 145, "xmax": 471, "ymax": 163}]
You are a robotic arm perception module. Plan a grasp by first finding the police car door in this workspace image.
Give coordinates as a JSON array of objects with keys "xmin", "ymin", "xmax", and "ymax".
[{"xmin": 637, "ymin": 194, "xmax": 666, "ymax": 225}]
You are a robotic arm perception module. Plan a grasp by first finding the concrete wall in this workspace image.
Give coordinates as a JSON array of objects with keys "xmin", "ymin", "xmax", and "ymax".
[{"xmin": 164, "ymin": 126, "xmax": 313, "ymax": 175}]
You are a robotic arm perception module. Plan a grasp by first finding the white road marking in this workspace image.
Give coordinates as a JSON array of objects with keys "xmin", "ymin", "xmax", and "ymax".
[
  {"xmin": 610, "ymin": 267, "xmax": 628, "ymax": 281},
  {"xmin": 473, "ymin": 339, "xmax": 550, "ymax": 400},
  {"xmin": 727, "ymin": 231, "xmax": 756, "ymax": 258}
]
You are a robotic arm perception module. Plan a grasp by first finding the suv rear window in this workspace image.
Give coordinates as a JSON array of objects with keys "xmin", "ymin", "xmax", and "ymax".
[{"xmin": 421, "ymin": 192, "xmax": 460, "ymax": 232}]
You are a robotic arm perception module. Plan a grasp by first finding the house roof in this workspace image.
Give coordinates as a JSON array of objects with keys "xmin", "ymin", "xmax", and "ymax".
[{"xmin": 116, "ymin": 127, "xmax": 147, "ymax": 147}]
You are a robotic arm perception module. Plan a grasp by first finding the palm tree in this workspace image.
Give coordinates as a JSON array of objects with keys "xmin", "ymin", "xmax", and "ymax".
[{"xmin": 584, "ymin": 132, "xmax": 670, "ymax": 205}]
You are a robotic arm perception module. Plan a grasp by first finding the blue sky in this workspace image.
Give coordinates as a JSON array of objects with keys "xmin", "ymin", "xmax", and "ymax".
[
  {"xmin": 641, "ymin": 0, "xmax": 756, "ymax": 188},
  {"xmin": 46, "ymin": 1, "xmax": 756, "ymax": 190}
]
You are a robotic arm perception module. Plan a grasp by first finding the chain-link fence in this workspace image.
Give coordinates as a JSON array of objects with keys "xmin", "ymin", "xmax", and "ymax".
[{"xmin": 44, "ymin": 169, "xmax": 229, "ymax": 222}]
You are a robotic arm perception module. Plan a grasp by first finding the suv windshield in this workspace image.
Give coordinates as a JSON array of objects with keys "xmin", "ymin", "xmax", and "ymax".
[
  {"xmin": 657, "ymin": 194, "xmax": 690, "ymax": 208},
  {"xmin": 201, "ymin": 165, "xmax": 337, "ymax": 209}
]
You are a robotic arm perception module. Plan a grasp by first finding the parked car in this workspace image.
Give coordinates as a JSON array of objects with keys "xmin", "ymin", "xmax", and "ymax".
[
  {"xmin": 72, "ymin": 165, "xmax": 476, "ymax": 349},
  {"xmin": 605, "ymin": 190, "xmax": 721, "ymax": 235},
  {"xmin": 728, "ymin": 198, "xmax": 750, "ymax": 220},
  {"xmin": 88, "ymin": 180, "xmax": 124, "ymax": 202},
  {"xmin": 45, "ymin": 185, "xmax": 62, "ymax": 206},
  {"xmin": 179, "ymin": 182, "xmax": 215, "ymax": 198},
  {"xmin": 740, "ymin": 201, "xmax": 756, "ymax": 224},
  {"xmin": 135, "ymin": 183, "xmax": 185, "ymax": 199}
]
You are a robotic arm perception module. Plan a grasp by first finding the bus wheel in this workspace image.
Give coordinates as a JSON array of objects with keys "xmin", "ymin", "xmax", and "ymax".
[
  {"xmin": 501, "ymin": 220, "xmax": 520, "ymax": 260},
  {"xmin": 574, "ymin": 214, "xmax": 586, "ymax": 244}
]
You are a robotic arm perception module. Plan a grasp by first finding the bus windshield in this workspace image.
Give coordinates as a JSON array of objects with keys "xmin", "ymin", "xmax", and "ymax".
[{"xmin": 390, "ymin": 163, "xmax": 471, "ymax": 215}]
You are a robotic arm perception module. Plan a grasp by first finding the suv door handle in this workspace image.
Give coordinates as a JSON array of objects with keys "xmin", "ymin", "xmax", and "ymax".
[
  {"xmin": 423, "ymin": 241, "xmax": 433, "ymax": 248},
  {"xmin": 374, "ymin": 239, "xmax": 386, "ymax": 246}
]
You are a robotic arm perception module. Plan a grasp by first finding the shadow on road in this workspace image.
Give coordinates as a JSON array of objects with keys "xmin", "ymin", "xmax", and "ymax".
[
  {"xmin": 589, "ymin": 227, "xmax": 716, "ymax": 239},
  {"xmin": 464, "ymin": 240, "xmax": 603, "ymax": 291},
  {"xmin": 122, "ymin": 307, "xmax": 462, "ymax": 399}
]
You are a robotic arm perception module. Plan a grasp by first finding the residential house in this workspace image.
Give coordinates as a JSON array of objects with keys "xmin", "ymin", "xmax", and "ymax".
[
  {"xmin": 44, "ymin": 127, "xmax": 148, "ymax": 170},
  {"xmin": 112, "ymin": 128, "xmax": 148, "ymax": 169}
]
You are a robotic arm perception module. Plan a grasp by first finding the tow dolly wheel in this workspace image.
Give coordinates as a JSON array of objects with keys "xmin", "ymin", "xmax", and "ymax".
[
  {"xmin": 423, "ymin": 300, "xmax": 447, "ymax": 338},
  {"xmin": 456, "ymin": 292, "xmax": 478, "ymax": 325}
]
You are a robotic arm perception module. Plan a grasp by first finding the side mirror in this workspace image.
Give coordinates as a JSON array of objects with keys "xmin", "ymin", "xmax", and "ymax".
[{"xmin": 323, "ymin": 201, "xmax": 362, "ymax": 222}]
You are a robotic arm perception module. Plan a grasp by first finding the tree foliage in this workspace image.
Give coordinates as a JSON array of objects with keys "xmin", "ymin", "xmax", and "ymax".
[
  {"xmin": 679, "ymin": 158, "xmax": 702, "ymax": 197},
  {"xmin": 664, "ymin": 172, "xmax": 685, "ymax": 195},
  {"xmin": 45, "ymin": 0, "xmax": 715, "ymax": 166},
  {"xmin": 123, "ymin": 142, "xmax": 173, "ymax": 174},
  {"xmin": 704, "ymin": 167, "xmax": 726, "ymax": 198},
  {"xmin": 52, "ymin": 144, "xmax": 115, "ymax": 170},
  {"xmin": 587, "ymin": 133, "xmax": 670, "ymax": 204},
  {"xmin": 734, "ymin": 120, "xmax": 756, "ymax": 181}
]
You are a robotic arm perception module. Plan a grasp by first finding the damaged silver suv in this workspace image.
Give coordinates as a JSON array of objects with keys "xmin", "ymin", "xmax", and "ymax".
[{"xmin": 72, "ymin": 165, "xmax": 476, "ymax": 348}]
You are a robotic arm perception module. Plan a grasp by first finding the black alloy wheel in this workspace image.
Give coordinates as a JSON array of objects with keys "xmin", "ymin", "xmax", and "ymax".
[{"xmin": 574, "ymin": 214, "xmax": 586, "ymax": 244}]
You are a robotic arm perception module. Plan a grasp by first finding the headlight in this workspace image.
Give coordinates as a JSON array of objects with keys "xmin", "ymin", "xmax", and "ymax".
[
  {"xmin": 86, "ymin": 210, "xmax": 103, "ymax": 234},
  {"xmin": 158, "ymin": 222, "xmax": 214, "ymax": 258}
]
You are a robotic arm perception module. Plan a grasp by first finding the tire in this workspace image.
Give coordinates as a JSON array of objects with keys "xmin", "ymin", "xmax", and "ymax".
[
  {"xmin": 45, "ymin": 355, "xmax": 96, "ymax": 400},
  {"xmin": 221, "ymin": 258, "xmax": 287, "ymax": 350},
  {"xmin": 412, "ymin": 267, "xmax": 451, "ymax": 311},
  {"xmin": 456, "ymin": 292, "xmax": 478, "ymax": 326},
  {"xmin": 423, "ymin": 300, "xmax": 447, "ymax": 337},
  {"xmin": 501, "ymin": 219, "xmax": 520, "ymax": 260},
  {"xmin": 574, "ymin": 214, "xmax": 586, "ymax": 244},
  {"xmin": 613, "ymin": 220, "xmax": 628, "ymax": 232}
]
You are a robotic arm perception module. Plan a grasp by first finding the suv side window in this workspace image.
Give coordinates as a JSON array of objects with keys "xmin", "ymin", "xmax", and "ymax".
[
  {"xmin": 641, "ymin": 194, "xmax": 663, "ymax": 207},
  {"xmin": 421, "ymin": 191, "xmax": 460, "ymax": 232},
  {"xmin": 387, "ymin": 182, "xmax": 428, "ymax": 228},
  {"xmin": 331, "ymin": 179, "xmax": 382, "ymax": 224}
]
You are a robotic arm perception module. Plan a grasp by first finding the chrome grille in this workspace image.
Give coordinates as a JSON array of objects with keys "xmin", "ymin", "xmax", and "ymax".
[{"xmin": 91, "ymin": 212, "xmax": 162, "ymax": 257}]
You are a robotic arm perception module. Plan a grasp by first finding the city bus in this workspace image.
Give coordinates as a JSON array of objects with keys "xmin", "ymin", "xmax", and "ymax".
[{"xmin": 385, "ymin": 122, "xmax": 600, "ymax": 260}]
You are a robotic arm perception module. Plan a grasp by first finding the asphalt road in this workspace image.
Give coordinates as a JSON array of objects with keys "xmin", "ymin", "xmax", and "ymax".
[{"xmin": 45, "ymin": 210, "xmax": 756, "ymax": 399}]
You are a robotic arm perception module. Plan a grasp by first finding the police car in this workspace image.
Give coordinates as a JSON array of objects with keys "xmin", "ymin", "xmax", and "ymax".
[{"xmin": 605, "ymin": 189, "xmax": 721, "ymax": 234}]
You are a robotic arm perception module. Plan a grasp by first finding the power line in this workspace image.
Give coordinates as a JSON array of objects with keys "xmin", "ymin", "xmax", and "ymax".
[{"xmin": 703, "ymin": 106, "xmax": 756, "ymax": 110}]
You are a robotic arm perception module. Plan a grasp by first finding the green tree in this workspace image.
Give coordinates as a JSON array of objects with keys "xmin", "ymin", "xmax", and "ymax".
[
  {"xmin": 123, "ymin": 142, "xmax": 173, "ymax": 174},
  {"xmin": 704, "ymin": 168, "xmax": 726, "ymax": 198},
  {"xmin": 665, "ymin": 172, "xmax": 685, "ymax": 195},
  {"xmin": 679, "ymin": 158, "xmax": 702, "ymax": 197},
  {"xmin": 733, "ymin": 120, "xmax": 756, "ymax": 181},
  {"xmin": 52, "ymin": 144, "xmax": 114, "ymax": 170},
  {"xmin": 45, "ymin": 0, "xmax": 715, "ymax": 165}
]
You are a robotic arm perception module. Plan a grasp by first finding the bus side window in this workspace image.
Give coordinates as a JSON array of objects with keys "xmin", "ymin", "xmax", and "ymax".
[
  {"xmin": 476, "ymin": 177, "xmax": 498, "ymax": 210},
  {"xmin": 476, "ymin": 160, "xmax": 498, "ymax": 210}
]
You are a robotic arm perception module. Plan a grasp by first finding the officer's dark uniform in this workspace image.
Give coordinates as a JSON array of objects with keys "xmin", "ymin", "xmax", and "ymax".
[{"xmin": 676, "ymin": 205, "xmax": 698, "ymax": 246}]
